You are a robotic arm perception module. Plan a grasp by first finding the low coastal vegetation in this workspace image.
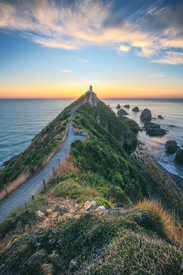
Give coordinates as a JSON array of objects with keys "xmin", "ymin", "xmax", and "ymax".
[
  {"xmin": 0, "ymin": 179, "xmax": 183, "ymax": 274},
  {"xmin": 0, "ymin": 94, "xmax": 183, "ymax": 274},
  {"xmin": 0, "ymin": 95, "xmax": 85, "ymax": 192}
]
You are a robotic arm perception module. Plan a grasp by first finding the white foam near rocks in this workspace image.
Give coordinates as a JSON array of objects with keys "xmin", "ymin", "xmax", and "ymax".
[{"xmin": 158, "ymin": 161, "xmax": 179, "ymax": 176}]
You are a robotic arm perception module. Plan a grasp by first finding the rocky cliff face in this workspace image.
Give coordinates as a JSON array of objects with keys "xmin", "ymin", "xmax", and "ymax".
[{"xmin": 85, "ymin": 91, "xmax": 98, "ymax": 107}]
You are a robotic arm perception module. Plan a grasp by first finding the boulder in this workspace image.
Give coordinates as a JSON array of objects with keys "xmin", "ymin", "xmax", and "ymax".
[
  {"xmin": 140, "ymin": 108, "xmax": 152, "ymax": 121},
  {"xmin": 28, "ymin": 249, "xmax": 47, "ymax": 270},
  {"xmin": 158, "ymin": 115, "xmax": 164, "ymax": 119},
  {"xmin": 91, "ymin": 200, "xmax": 97, "ymax": 206},
  {"xmin": 54, "ymin": 205, "xmax": 69, "ymax": 216},
  {"xmin": 144, "ymin": 122, "xmax": 166, "ymax": 136},
  {"xmin": 70, "ymin": 203, "xmax": 78, "ymax": 214},
  {"xmin": 59, "ymin": 213, "xmax": 72, "ymax": 222},
  {"xmin": 40, "ymin": 263, "xmax": 55, "ymax": 275},
  {"xmin": 48, "ymin": 250, "xmax": 63, "ymax": 268},
  {"xmin": 37, "ymin": 210, "xmax": 45, "ymax": 220},
  {"xmin": 165, "ymin": 140, "xmax": 178, "ymax": 153},
  {"xmin": 175, "ymin": 148, "xmax": 183, "ymax": 164},
  {"xmin": 132, "ymin": 106, "xmax": 139, "ymax": 112},
  {"xmin": 124, "ymin": 104, "xmax": 130, "ymax": 108},
  {"xmin": 69, "ymin": 259, "xmax": 77, "ymax": 271},
  {"xmin": 117, "ymin": 108, "xmax": 129, "ymax": 117},
  {"xmin": 96, "ymin": 206, "xmax": 106, "ymax": 211},
  {"xmin": 117, "ymin": 104, "xmax": 120, "ymax": 109}
]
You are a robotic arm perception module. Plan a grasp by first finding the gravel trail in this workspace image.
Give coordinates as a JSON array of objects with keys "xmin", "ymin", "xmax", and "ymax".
[{"xmin": 0, "ymin": 105, "xmax": 85, "ymax": 223}]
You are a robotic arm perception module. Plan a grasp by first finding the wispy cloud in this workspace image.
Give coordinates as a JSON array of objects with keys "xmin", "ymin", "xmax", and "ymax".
[
  {"xmin": 59, "ymin": 70, "xmax": 73, "ymax": 73},
  {"xmin": 150, "ymin": 74, "xmax": 165, "ymax": 77},
  {"xmin": 151, "ymin": 52, "xmax": 183, "ymax": 65},
  {"xmin": 0, "ymin": 0, "xmax": 183, "ymax": 64},
  {"xmin": 166, "ymin": 77, "xmax": 180, "ymax": 82},
  {"xmin": 116, "ymin": 44, "xmax": 131, "ymax": 54},
  {"xmin": 78, "ymin": 59, "xmax": 89, "ymax": 62}
]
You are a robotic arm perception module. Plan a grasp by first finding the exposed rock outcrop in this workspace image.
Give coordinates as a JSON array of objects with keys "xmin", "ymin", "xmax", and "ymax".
[
  {"xmin": 158, "ymin": 115, "xmax": 164, "ymax": 119},
  {"xmin": 175, "ymin": 148, "xmax": 183, "ymax": 164},
  {"xmin": 117, "ymin": 108, "xmax": 129, "ymax": 117},
  {"xmin": 28, "ymin": 249, "xmax": 47, "ymax": 270},
  {"xmin": 132, "ymin": 106, "xmax": 139, "ymax": 112},
  {"xmin": 117, "ymin": 104, "xmax": 120, "ymax": 109},
  {"xmin": 85, "ymin": 87, "xmax": 98, "ymax": 107},
  {"xmin": 140, "ymin": 108, "xmax": 152, "ymax": 121},
  {"xmin": 165, "ymin": 140, "xmax": 178, "ymax": 153},
  {"xmin": 124, "ymin": 104, "xmax": 130, "ymax": 108},
  {"xmin": 54, "ymin": 205, "xmax": 69, "ymax": 216},
  {"xmin": 144, "ymin": 122, "xmax": 166, "ymax": 136}
]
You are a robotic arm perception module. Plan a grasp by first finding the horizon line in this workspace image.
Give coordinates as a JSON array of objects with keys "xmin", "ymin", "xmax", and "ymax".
[{"xmin": 0, "ymin": 97, "xmax": 183, "ymax": 100}]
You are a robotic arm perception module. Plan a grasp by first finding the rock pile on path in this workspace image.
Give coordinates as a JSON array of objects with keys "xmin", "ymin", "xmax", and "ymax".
[{"xmin": 24, "ymin": 199, "xmax": 125, "ymax": 274}]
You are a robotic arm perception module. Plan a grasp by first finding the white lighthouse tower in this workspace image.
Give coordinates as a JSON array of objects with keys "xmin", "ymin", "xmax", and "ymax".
[{"xmin": 87, "ymin": 85, "xmax": 93, "ymax": 93}]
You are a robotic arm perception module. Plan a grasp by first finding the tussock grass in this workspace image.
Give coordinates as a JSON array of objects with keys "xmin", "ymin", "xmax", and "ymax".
[
  {"xmin": 26, "ymin": 195, "xmax": 48, "ymax": 210},
  {"xmin": 136, "ymin": 199, "xmax": 183, "ymax": 249},
  {"xmin": 54, "ymin": 179, "xmax": 99, "ymax": 202}
]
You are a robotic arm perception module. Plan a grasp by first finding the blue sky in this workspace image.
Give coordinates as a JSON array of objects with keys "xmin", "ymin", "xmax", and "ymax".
[{"xmin": 0, "ymin": 0, "xmax": 183, "ymax": 98}]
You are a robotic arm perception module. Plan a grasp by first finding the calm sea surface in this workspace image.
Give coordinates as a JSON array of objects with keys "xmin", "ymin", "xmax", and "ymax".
[{"xmin": 0, "ymin": 98, "xmax": 183, "ymax": 177}]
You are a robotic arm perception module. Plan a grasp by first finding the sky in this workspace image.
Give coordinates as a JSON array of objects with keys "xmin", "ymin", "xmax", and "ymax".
[{"xmin": 0, "ymin": 0, "xmax": 183, "ymax": 98}]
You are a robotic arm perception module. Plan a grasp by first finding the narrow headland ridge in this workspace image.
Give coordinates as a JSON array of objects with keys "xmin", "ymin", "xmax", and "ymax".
[{"xmin": 0, "ymin": 87, "xmax": 183, "ymax": 275}]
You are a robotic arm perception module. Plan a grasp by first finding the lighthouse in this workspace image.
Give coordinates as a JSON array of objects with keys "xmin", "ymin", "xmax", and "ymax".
[{"xmin": 87, "ymin": 85, "xmax": 93, "ymax": 93}]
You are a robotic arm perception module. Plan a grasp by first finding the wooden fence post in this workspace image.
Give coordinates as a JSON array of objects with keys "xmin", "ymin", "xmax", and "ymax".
[
  {"xmin": 43, "ymin": 179, "xmax": 46, "ymax": 190},
  {"xmin": 3, "ymin": 184, "xmax": 8, "ymax": 195}
]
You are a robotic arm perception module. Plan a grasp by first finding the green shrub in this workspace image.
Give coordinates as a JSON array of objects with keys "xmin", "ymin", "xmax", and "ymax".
[
  {"xmin": 94, "ymin": 197, "xmax": 111, "ymax": 209},
  {"xmin": 26, "ymin": 195, "xmax": 48, "ymax": 210},
  {"xmin": 70, "ymin": 189, "xmax": 82, "ymax": 198},
  {"xmin": 7, "ymin": 209, "xmax": 19, "ymax": 218},
  {"xmin": 76, "ymin": 195, "xmax": 88, "ymax": 203}
]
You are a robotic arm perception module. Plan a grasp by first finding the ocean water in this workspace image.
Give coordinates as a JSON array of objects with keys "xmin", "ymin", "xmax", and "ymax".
[
  {"xmin": 0, "ymin": 98, "xmax": 74, "ymax": 168},
  {"xmin": 103, "ymin": 98, "xmax": 183, "ymax": 178},
  {"xmin": 0, "ymin": 98, "xmax": 183, "ymax": 178}
]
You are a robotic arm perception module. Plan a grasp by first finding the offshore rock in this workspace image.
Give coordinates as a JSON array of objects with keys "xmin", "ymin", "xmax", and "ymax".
[
  {"xmin": 165, "ymin": 140, "xmax": 178, "ymax": 153},
  {"xmin": 140, "ymin": 108, "xmax": 152, "ymax": 121},
  {"xmin": 175, "ymin": 148, "xmax": 183, "ymax": 164},
  {"xmin": 124, "ymin": 104, "xmax": 130, "ymax": 108},
  {"xmin": 158, "ymin": 115, "xmax": 164, "ymax": 119},
  {"xmin": 117, "ymin": 108, "xmax": 129, "ymax": 117},
  {"xmin": 132, "ymin": 106, "xmax": 139, "ymax": 112},
  {"xmin": 144, "ymin": 122, "xmax": 166, "ymax": 136},
  {"xmin": 117, "ymin": 104, "xmax": 120, "ymax": 109}
]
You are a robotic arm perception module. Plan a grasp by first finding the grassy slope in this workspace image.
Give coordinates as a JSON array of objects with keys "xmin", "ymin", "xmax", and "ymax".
[
  {"xmin": 0, "ymin": 96, "xmax": 85, "ymax": 190},
  {"xmin": 0, "ymin": 95, "xmax": 183, "ymax": 274},
  {"xmin": 0, "ymin": 209, "xmax": 182, "ymax": 274},
  {"xmin": 71, "ymin": 108, "xmax": 148, "ymax": 203},
  {"xmin": 74, "ymin": 100, "xmax": 137, "ymax": 151}
]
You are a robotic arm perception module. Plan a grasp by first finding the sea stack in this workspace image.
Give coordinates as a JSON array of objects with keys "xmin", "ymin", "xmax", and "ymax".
[
  {"xmin": 175, "ymin": 148, "xmax": 183, "ymax": 164},
  {"xmin": 140, "ymin": 108, "xmax": 152, "ymax": 121},
  {"xmin": 132, "ymin": 106, "xmax": 139, "ymax": 112},
  {"xmin": 117, "ymin": 108, "xmax": 129, "ymax": 117},
  {"xmin": 165, "ymin": 140, "xmax": 178, "ymax": 153}
]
